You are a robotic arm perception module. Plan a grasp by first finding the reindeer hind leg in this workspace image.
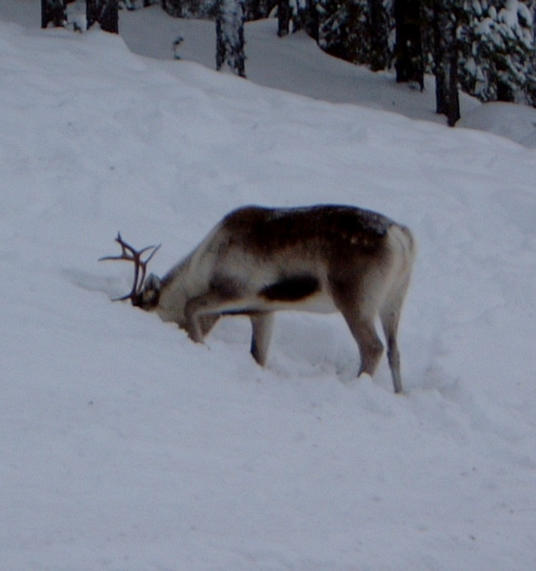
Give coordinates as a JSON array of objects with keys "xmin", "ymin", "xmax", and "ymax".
[
  {"xmin": 379, "ymin": 275, "xmax": 410, "ymax": 394},
  {"xmin": 379, "ymin": 307, "xmax": 402, "ymax": 393},
  {"xmin": 250, "ymin": 312, "xmax": 274, "ymax": 366},
  {"xmin": 330, "ymin": 280, "xmax": 384, "ymax": 380}
]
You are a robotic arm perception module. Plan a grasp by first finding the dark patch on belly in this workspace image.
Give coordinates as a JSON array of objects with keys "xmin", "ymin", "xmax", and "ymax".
[{"xmin": 260, "ymin": 275, "xmax": 320, "ymax": 302}]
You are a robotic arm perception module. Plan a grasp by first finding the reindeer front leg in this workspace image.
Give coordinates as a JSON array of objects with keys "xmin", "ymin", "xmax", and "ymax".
[
  {"xmin": 184, "ymin": 291, "xmax": 274, "ymax": 367},
  {"xmin": 183, "ymin": 276, "xmax": 246, "ymax": 342},
  {"xmin": 200, "ymin": 314, "xmax": 220, "ymax": 337},
  {"xmin": 183, "ymin": 292, "xmax": 229, "ymax": 342}
]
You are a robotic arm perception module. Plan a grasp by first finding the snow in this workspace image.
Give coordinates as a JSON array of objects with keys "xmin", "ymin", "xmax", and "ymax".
[
  {"xmin": 1, "ymin": 2, "xmax": 536, "ymax": 570},
  {"xmin": 458, "ymin": 101, "xmax": 536, "ymax": 147}
]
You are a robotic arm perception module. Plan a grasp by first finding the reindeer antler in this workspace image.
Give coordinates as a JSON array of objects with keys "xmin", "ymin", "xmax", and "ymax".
[{"xmin": 99, "ymin": 233, "xmax": 161, "ymax": 302}]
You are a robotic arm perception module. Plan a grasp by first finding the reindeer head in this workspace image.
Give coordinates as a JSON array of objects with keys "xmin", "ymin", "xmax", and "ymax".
[{"xmin": 100, "ymin": 233, "xmax": 161, "ymax": 310}]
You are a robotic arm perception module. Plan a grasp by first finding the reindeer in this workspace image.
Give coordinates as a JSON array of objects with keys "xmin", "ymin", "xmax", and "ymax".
[{"xmin": 101, "ymin": 205, "xmax": 415, "ymax": 393}]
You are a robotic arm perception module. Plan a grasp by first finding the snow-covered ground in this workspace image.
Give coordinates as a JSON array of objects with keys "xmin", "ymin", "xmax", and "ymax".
[{"xmin": 1, "ymin": 2, "xmax": 536, "ymax": 569}]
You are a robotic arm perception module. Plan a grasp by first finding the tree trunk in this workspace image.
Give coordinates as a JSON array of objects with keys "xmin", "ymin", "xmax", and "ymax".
[
  {"xmin": 87, "ymin": 0, "xmax": 119, "ymax": 33},
  {"xmin": 368, "ymin": 0, "xmax": 389, "ymax": 71},
  {"xmin": 41, "ymin": 0, "xmax": 66, "ymax": 29},
  {"xmin": 278, "ymin": 0, "xmax": 291, "ymax": 37},
  {"xmin": 161, "ymin": 0, "xmax": 183, "ymax": 17},
  {"xmin": 432, "ymin": 0, "xmax": 460, "ymax": 126},
  {"xmin": 303, "ymin": 0, "xmax": 319, "ymax": 42},
  {"xmin": 432, "ymin": 0, "xmax": 446, "ymax": 115},
  {"xmin": 394, "ymin": 0, "xmax": 424, "ymax": 88},
  {"xmin": 446, "ymin": 44, "xmax": 460, "ymax": 126},
  {"xmin": 216, "ymin": 0, "xmax": 246, "ymax": 78}
]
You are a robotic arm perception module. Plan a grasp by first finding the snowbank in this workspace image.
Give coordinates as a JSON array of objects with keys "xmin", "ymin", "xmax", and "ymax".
[{"xmin": 1, "ymin": 6, "xmax": 535, "ymax": 570}]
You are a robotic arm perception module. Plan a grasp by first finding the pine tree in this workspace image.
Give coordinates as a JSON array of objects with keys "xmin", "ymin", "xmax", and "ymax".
[
  {"xmin": 87, "ymin": 0, "xmax": 119, "ymax": 33},
  {"xmin": 317, "ymin": 0, "xmax": 391, "ymax": 70},
  {"xmin": 216, "ymin": 0, "xmax": 247, "ymax": 77},
  {"xmin": 246, "ymin": 0, "xmax": 277, "ymax": 20},
  {"xmin": 161, "ymin": 0, "xmax": 183, "ymax": 17},
  {"xmin": 526, "ymin": 0, "xmax": 536, "ymax": 105},
  {"xmin": 161, "ymin": 0, "xmax": 215, "ymax": 18},
  {"xmin": 458, "ymin": 0, "xmax": 534, "ymax": 103},
  {"xmin": 299, "ymin": 0, "xmax": 320, "ymax": 40},
  {"xmin": 41, "ymin": 0, "xmax": 66, "ymax": 28}
]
